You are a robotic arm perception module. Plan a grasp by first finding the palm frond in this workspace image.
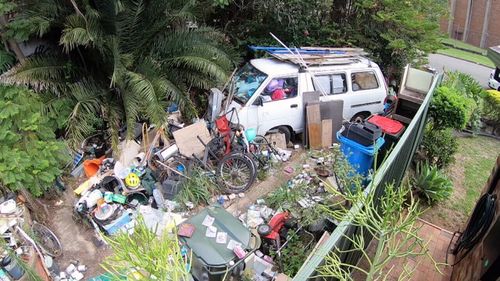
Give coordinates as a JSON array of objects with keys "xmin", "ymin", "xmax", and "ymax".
[
  {"xmin": 0, "ymin": 56, "xmax": 73, "ymax": 92},
  {"xmin": 64, "ymin": 80, "xmax": 106, "ymax": 146},
  {"xmin": 0, "ymin": 50, "xmax": 15, "ymax": 73},
  {"xmin": 124, "ymin": 70, "xmax": 167, "ymax": 126},
  {"xmin": 60, "ymin": 14, "xmax": 94, "ymax": 52},
  {"xmin": 164, "ymin": 56, "xmax": 228, "ymax": 83}
]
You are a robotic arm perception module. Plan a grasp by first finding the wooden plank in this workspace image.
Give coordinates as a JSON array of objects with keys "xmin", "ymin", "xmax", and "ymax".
[
  {"xmin": 306, "ymin": 104, "xmax": 322, "ymax": 149},
  {"xmin": 302, "ymin": 92, "xmax": 321, "ymax": 147},
  {"xmin": 172, "ymin": 121, "xmax": 211, "ymax": 157},
  {"xmin": 319, "ymin": 100, "xmax": 344, "ymax": 143},
  {"xmin": 321, "ymin": 119, "xmax": 333, "ymax": 148}
]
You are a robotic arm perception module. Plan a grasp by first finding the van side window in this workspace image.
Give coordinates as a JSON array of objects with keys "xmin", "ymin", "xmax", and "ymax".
[
  {"xmin": 312, "ymin": 74, "xmax": 347, "ymax": 95},
  {"xmin": 351, "ymin": 71, "xmax": 379, "ymax": 91},
  {"xmin": 261, "ymin": 77, "xmax": 298, "ymax": 102}
]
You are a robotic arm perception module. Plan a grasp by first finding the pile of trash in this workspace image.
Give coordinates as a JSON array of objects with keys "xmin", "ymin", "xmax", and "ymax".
[
  {"xmin": 70, "ymin": 108, "xmax": 293, "ymax": 241},
  {"xmin": 0, "ymin": 198, "xmax": 59, "ymax": 280}
]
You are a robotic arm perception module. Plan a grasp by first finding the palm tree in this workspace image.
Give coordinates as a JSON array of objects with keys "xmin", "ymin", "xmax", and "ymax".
[{"xmin": 1, "ymin": 0, "xmax": 233, "ymax": 147}]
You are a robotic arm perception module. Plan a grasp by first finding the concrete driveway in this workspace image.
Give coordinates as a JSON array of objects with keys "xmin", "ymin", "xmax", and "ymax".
[{"xmin": 428, "ymin": 53, "xmax": 494, "ymax": 88}]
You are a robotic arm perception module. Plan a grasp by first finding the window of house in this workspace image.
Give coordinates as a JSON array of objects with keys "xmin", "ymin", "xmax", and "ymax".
[
  {"xmin": 261, "ymin": 77, "xmax": 298, "ymax": 102},
  {"xmin": 351, "ymin": 71, "xmax": 379, "ymax": 91},
  {"xmin": 312, "ymin": 73, "xmax": 347, "ymax": 95}
]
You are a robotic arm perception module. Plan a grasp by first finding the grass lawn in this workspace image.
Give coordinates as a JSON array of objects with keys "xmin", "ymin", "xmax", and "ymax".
[
  {"xmin": 421, "ymin": 135, "xmax": 500, "ymax": 231},
  {"xmin": 441, "ymin": 38, "xmax": 487, "ymax": 55},
  {"xmin": 436, "ymin": 48, "xmax": 495, "ymax": 68}
]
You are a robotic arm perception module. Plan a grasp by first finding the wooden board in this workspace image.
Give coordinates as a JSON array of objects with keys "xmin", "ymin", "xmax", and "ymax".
[
  {"xmin": 319, "ymin": 100, "xmax": 344, "ymax": 143},
  {"xmin": 302, "ymin": 92, "xmax": 321, "ymax": 147},
  {"xmin": 321, "ymin": 119, "xmax": 333, "ymax": 148},
  {"xmin": 306, "ymin": 104, "xmax": 322, "ymax": 149},
  {"xmin": 172, "ymin": 121, "xmax": 211, "ymax": 157}
]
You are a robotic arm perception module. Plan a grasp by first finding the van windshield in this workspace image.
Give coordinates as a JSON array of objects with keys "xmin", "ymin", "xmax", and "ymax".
[{"xmin": 232, "ymin": 63, "xmax": 268, "ymax": 104}]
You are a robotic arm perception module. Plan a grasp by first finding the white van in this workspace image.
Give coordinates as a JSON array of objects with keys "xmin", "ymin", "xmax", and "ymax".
[
  {"xmin": 223, "ymin": 48, "xmax": 388, "ymax": 142},
  {"xmin": 489, "ymin": 68, "xmax": 500, "ymax": 90}
]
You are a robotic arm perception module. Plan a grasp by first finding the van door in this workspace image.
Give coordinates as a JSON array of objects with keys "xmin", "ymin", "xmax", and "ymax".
[{"xmin": 255, "ymin": 77, "xmax": 302, "ymax": 135}]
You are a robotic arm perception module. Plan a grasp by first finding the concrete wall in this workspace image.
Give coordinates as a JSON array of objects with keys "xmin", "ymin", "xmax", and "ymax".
[{"xmin": 443, "ymin": 0, "xmax": 500, "ymax": 48}]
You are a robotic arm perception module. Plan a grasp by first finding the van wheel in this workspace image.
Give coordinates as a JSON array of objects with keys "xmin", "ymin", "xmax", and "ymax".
[
  {"xmin": 277, "ymin": 126, "xmax": 291, "ymax": 145},
  {"xmin": 351, "ymin": 112, "xmax": 369, "ymax": 123}
]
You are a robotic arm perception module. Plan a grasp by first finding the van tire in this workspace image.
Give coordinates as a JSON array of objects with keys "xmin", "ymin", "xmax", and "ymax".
[
  {"xmin": 277, "ymin": 126, "xmax": 291, "ymax": 145},
  {"xmin": 351, "ymin": 112, "xmax": 370, "ymax": 123}
]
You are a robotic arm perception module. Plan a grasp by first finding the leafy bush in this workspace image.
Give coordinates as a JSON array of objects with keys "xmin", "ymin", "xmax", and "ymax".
[
  {"xmin": 442, "ymin": 71, "xmax": 485, "ymax": 100},
  {"xmin": 441, "ymin": 71, "xmax": 487, "ymax": 131},
  {"xmin": 419, "ymin": 126, "xmax": 458, "ymax": 169},
  {"xmin": 429, "ymin": 86, "xmax": 474, "ymax": 130},
  {"xmin": 0, "ymin": 86, "xmax": 69, "ymax": 196},
  {"xmin": 413, "ymin": 162, "xmax": 453, "ymax": 204},
  {"xmin": 483, "ymin": 90, "xmax": 500, "ymax": 125}
]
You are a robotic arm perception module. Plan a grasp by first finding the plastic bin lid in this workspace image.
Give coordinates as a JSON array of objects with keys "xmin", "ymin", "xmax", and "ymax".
[{"xmin": 367, "ymin": 115, "xmax": 404, "ymax": 135}]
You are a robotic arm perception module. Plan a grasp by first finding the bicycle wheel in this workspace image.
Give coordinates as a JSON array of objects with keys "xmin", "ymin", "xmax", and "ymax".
[
  {"xmin": 217, "ymin": 153, "xmax": 256, "ymax": 193},
  {"xmin": 31, "ymin": 222, "xmax": 63, "ymax": 257}
]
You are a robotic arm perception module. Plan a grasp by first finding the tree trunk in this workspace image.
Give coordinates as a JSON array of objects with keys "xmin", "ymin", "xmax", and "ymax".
[
  {"xmin": 0, "ymin": 14, "xmax": 25, "ymax": 63},
  {"xmin": 20, "ymin": 188, "xmax": 48, "ymax": 222}
]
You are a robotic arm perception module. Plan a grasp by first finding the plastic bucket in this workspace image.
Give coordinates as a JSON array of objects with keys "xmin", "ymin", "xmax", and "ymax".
[{"xmin": 337, "ymin": 132, "xmax": 384, "ymax": 176}]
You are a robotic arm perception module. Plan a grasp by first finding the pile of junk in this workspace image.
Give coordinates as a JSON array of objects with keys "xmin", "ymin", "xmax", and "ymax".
[
  {"xmin": 0, "ymin": 198, "xmax": 63, "ymax": 281},
  {"xmin": 70, "ymin": 108, "xmax": 291, "ymax": 243}
]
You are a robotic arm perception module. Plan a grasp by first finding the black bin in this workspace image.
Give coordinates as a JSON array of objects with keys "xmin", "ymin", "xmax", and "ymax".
[{"xmin": 341, "ymin": 121, "xmax": 382, "ymax": 146}]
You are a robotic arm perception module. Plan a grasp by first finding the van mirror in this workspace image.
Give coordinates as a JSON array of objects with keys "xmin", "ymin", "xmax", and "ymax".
[{"xmin": 253, "ymin": 96, "xmax": 264, "ymax": 106}]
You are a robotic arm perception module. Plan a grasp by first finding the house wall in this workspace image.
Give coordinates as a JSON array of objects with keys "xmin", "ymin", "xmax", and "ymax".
[{"xmin": 443, "ymin": 0, "xmax": 500, "ymax": 48}]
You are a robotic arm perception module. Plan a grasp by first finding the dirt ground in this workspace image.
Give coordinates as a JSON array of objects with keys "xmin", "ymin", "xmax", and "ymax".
[
  {"xmin": 42, "ymin": 147, "xmax": 307, "ymax": 277},
  {"xmin": 44, "ymin": 180, "xmax": 112, "ymax": 278}
]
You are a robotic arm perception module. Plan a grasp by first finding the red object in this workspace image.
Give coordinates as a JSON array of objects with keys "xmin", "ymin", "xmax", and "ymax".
[
  {"xmin": 264, "ymin": 212, "xmax": 289, "ymax": 240},
  {"xmin": 83, "ymin": 156, "xmax": 105, "ymax": 178},
  {"xmin": 178, "ymin": 223, "xmax": 195, "ymax": 238},
  {"xmin": 271, "ymin": 89, "xmax": 286, "ymax": 100},
  {"xmin": 215, "ymin": 115, "xmax": 232, "ymax": 154},
  {"xmin": 367, "ymin": 115, "xmax": 404, "ymax": 135}
]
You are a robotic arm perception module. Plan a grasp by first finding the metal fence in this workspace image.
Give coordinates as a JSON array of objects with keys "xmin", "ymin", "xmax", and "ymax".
[{"xmin": 293, "ymin": 72, "xmax": 444, "ymax": 280}]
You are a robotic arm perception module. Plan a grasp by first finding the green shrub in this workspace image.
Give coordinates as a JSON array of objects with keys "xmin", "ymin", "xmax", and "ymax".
[
  {"xmin": 413, "ymin": 162, "xmax": 453, "ymax": 204},
  {"xmin": 175, "ymin": 168, "xmax": 219, "ymax": 207},
  {"xmin": 0, "ymin": 86, "xmax": 69, "ymax": 196},
  {"xmin": 429, "ymin": 86, "xmax": 474, "ymax": 130},
  {"xmin": 420, "ymin": 127, "xmax": 458, "ymax": 169},
  {"xmin": 442, "ymin": 71, "xmax": 485, "ymax": 100},
  {"xmin": 483, "ymin": 90, "xmax": 500, "ymax": 124},
  {"xmin": 441, "ymin": 71, "xmax": 486, "ymax": 131}
]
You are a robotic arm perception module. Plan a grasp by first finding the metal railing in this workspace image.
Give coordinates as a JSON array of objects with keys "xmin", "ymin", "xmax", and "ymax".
[{"xmin": 293, "ymin": 71, "xmax": 443, "ymax": 280}]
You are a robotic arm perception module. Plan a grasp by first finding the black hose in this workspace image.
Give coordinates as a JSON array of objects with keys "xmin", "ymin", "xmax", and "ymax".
[{"xmin": 451, "ymin": 193, "xmax": 496, "ymax": 266}]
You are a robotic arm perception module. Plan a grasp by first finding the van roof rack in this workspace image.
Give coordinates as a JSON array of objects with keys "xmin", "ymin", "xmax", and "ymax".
[{"xmin": 249, "ymin": 46, "xmax": 367, "ymax": 66}]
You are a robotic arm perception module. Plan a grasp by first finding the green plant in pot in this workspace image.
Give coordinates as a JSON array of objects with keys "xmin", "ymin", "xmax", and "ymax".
[{"xmin": 412, "ymin": 162, "xmax": 453, "ymax": 204}]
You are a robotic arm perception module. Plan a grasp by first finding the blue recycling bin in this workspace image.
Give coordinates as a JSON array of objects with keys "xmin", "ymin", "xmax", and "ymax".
[{"xmin": 337, "ymin": 131, "xmax": 385, "ymax": 176}]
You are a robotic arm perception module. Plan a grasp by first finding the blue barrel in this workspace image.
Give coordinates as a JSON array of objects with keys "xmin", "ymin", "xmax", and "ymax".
[{"xmin": 337, "ymin": 131, "xmax": 385, "ymax": 176}]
